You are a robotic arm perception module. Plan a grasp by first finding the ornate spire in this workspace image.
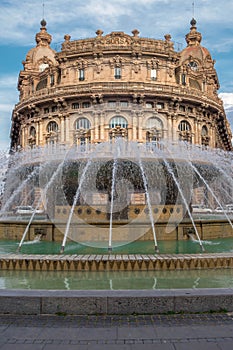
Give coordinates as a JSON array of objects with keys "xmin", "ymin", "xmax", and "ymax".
[
  {"xmin": 35, "ymin": 19, "xmax": 52, "ymax": 47},
  {"xmin": 185, "ymin": 18, "xmax": 202, "ymax": 46}
]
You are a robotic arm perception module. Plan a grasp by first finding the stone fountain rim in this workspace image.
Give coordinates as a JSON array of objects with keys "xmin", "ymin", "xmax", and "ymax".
[{"xmin": 0, "ymin": 288, "xmax": 233, "ymax": 315}]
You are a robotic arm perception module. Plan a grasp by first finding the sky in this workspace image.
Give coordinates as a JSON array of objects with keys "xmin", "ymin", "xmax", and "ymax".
[{"xmin": 0, "ymin": 0, "xmax": 233, "ymax": 150}]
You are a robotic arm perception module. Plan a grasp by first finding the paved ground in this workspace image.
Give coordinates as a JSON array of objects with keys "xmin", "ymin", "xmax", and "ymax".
[{"xmin": 0, "ymin": 313, "xmax": 233, "ymax": 349}]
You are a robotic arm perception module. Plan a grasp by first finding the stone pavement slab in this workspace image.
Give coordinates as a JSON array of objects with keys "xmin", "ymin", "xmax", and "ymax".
[{"xmin": 0, "ymin": 313, "xmax": 233, "ymax": 349}]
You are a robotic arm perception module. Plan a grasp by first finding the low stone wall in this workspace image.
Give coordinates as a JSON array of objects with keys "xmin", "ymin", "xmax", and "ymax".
[
  {"xmin": 0, "ymin": 218, "xmax": 232, "ymax": 242},
  {"xmin": 0, "ymin": 289, "xmax": 233, "ymax": 315}
]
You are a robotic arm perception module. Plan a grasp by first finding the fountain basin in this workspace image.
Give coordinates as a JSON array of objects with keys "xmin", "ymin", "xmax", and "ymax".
[{"xmin": 1, "ymin": 289, "xmax": 233, "ymax": 315}]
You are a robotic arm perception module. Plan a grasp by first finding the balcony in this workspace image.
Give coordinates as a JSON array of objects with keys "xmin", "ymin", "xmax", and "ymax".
[{"xmin": 15, "ymin": 82, "xmax": 222, "ymax": 113}]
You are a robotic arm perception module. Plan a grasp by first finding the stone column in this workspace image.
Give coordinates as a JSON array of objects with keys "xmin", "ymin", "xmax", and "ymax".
[
  {"xmin": 36, "ymin": 122, "xmax": 39, "ymax": 146},
  {"xmin": 132, "ymin": 114, "xmax": 137, "ymax": 140},
  {"xmin": 127, "ymin": 126, "xmax": 132, "ymax": 141},
  {"xmin": 21, "ymin": 127, "xmax": 25, "ymax": 148},
  {"xmin": 39, "ymin": 121, "xmax": 43, "ymax": 146},
  {"xmin": 60, "ymin": 115, "xmax": 65, "ymax": 143},
  {"xmin": 210, "ymin": 124, "xmax": 215, "ymax": 148},
  {"xmin": 137, "ymin": 112, "xmax": 143, "ymax": 142},
  {"xmin": 65, "ymin": 114, "xmax": 70, "ymax": 145},
  {"xmin": 24, "ymin": 127, "xmax": 28, "ymax": 147},
  {"xmin": 100, "ymin": 115, "xmax": 105, "ymax": 141},
  {"xmin": 104, "ymin": 126, "xmax": 109, "ymax": 141},
  {"xmin": 171, "ymin": 114, "xmax": 177, "ymax": 141},
  {"xmin": 94, "ymin": 113, "xmax": 100, "ymax": 141},
  {"xmin": 193, "ymin": 119, "xmax": 198, "ymax": 144},
  {"xmin": 91, "ymin": 128, "xmax": 95, "ymax": 142},
  {"xmin": 167, "ymin": 114, "xmax": 172, "ymax": 140},
  {"xmin": 197, "ymin": 121, "xmax": 202, "ymax": 145}
]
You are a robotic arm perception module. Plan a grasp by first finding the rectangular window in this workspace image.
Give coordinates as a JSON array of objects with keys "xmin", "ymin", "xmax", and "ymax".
[
  {"xmin": 188, "ymin": 107, "xmax": 193, "ymax": 113},
  {"xmin": 146, "ymin": 102, "xmax": 153, "ymax": 109},
  {"xmin": 57, "ymin": 69, "xmax": 61, "ymax": 84},
  {"xmin": 114, "ymin": 67, "xmax": 121, "ymax": 79},
  {"xmin": 44, "ymin": 108, "xmax": 49, "ymax": 114},
  {"xmin": 151, "ymin": 69, "xmax": 157, "ymax": 80},
  {"xmin": 108, "ymin": 101, "xmax": 116, "ymax": 107},
  {"xmin": 52, "ymin": 106, "xmax": 57, "ymax": 112},
  {"xmin": 79, "ymin": 69, "xmax": 85, "ymax": 81},
  {"xmin": 181, "ymin": 74, "xmax": 186, "ymax": 85},
  {"xmin": 179, "ymin": 105, "xmax": 185, "ymax": 112},
  {"xmin": 156, "ymin": 103, "xmax": 164, "ymax": 109},
  {"xmin": 82, "ymin": 102, "xmax": 90, "ymax": 108},
  {"xmin": 72, "ymin": 103, "xmax": 79, "ymax": 109},
  {"xmin": 50, "ymin": 74, "xmax": 54, "ymax": 86},
  {"xmin": 120, "ymin": 101, "xmax": 128, "ymax": 107}
]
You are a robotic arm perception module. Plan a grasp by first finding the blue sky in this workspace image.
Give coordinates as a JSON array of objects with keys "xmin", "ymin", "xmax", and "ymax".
[{"xmin": 0, "ymin": 0, "xmax": 233, "ymax": 150}]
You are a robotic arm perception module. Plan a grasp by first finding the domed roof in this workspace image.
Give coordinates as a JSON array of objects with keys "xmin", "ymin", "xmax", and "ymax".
[
  {"xmin": 23, "ymin": 20, "xmax": 56, "ymax": 71},
  {"xmin": 180, "ymin": 45, "xmax": 212, "ymax": 64},
  {"xmin": 180, "ymin": 18, "xmax": 213, "ymax": 65}
]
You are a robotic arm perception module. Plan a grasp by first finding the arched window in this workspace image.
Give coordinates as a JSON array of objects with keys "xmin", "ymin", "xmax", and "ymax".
[
  {"xmin": 146, "ymin": 117, "xmax": 163, "ymax": 130},
  {"xmin": 146, "ymin": 117, "xmax": 163, "ymax": 143},
  {"xmin": 75, "ymin": 118, "xmax": 91, "ymax": 130},
  {"xmin": 109, "ymin": 116, "xmax": 128, "ymax": 140},
  {"xmin": 201, "ymin": 125, "xmax": 209, "ymax": 147},
  {"xmin": 178, "ymin": 120, "xmax": 191, "ymax": 132},
  {"xmin": 47, "ymin": 121, "xmax": 58, "ymax": 133},
  {"xmin": 178, "ymin": 120, "xmax": 192, "ymax": 142},
  {"xmin": 28, "ymin": 126, "xmax": 36, "ymax": 148},
  {"xmin": 109, "ymin": 116, "xmax": 128, "ymax": 129},
  {"xmin": 29, "ymin": 126, "xmax": 36, "ymax": 138},
  {"xmin": 201, "ymin": 125, "xmax": 208, "ymax": 136},
  {"xmin": 74, "ymin": 118, "xmax": 91, "ymax": 147},
  {"xmin": 36, "ymin": 78, "xmax": 47, "ymax": 91},
  {"xmin": 46, "ymin": 121, "xmax": 59, "ymax": 146}
]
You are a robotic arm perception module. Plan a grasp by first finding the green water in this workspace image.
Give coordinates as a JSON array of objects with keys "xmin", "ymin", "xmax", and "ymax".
[
  {"xmin": 1, "ymin": 237, "xmax": 233, "ymax": 255},
  {"xmin": 1, "ymin": 238, "xmax": 233, "ymax": 290},
  {"xmin": 1, "ymin": 268, "xmax": 233, "ymax": 290}
]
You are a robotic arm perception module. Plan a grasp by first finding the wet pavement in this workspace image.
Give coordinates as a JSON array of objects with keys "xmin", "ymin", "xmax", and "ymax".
[{"xmin": 0, "ymin": 312, "xmax": 233, "ymax": 349}]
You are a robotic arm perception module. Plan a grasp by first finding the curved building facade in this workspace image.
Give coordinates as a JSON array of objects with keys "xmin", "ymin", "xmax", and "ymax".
[{"xmin": 10, "ymin": 18, "xmax": 232, "ymax": 151}]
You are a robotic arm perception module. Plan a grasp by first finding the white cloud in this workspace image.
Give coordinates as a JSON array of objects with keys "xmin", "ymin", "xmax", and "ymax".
[
  {"xmin": 220, "ymin": 93, "xmax": 233, "ymax": 134},
  {"xmin": 0, "ymin": 104, "xmax": 14, "ymax": 112},
  {"xmin": 0, "ymin": 75, "xmax": 17, "ymax": 89},
  {"xmin": 0, "ymin": 74, "xmax": 18, "ymax": 150},
  {"xmin": 0, "ymin": 0, "xmax": 233, "ymax": 46},
  {"xmin": 219, "ymin": 93, "xmax": 233, "ymax": 112}
]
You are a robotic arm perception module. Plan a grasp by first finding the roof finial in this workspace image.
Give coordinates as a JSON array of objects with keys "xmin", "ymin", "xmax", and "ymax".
[
  {"xmin": 40, "ymin": 18, "xmax": 47, "ymax": 28},
  {"xmin": 190, "ymin": 17, "xmax": 197, "ymax": 28},
  {"xmin": 192, "ymin": 1, "xmax": 195, "ymax": 18},
  {"xmin": 35, "ymin": 1, "xmax": 52, "ymax": 47},
  {"xmin": 40, "ymin": 1, "xmax": 47, "ymax": 27},
  {"xmin": 186, "ymin": 14, "xmax": 201, "ymax": 47},
  {"xmin": 190, "ymin": 1, "xmax": 197, "ymax": 28},
  {"xmin": 40, "ymin": 1, "xmax": 46, "ymax": 27},
  {"xmin": 43, "ymin": 1, "xmax": 45, "ymax": 17}
]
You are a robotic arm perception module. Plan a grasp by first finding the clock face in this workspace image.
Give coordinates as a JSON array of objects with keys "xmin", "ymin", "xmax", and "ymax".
[
  {"xmin": 39, "ymin": 63, "xmax": 49, "ymax": 72},
  {"xmin": 188, "ymin": 61, "xmax": 198, "ymax": 71}
]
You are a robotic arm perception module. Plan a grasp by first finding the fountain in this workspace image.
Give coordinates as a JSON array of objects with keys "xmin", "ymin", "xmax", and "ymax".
[
  {"xmin": 0, "ymin": 137, "xmax": 233, "ymax": 273},
  {"xmin": 0, "ymin": 16, "xmax": 232, "ymax": 278}
]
